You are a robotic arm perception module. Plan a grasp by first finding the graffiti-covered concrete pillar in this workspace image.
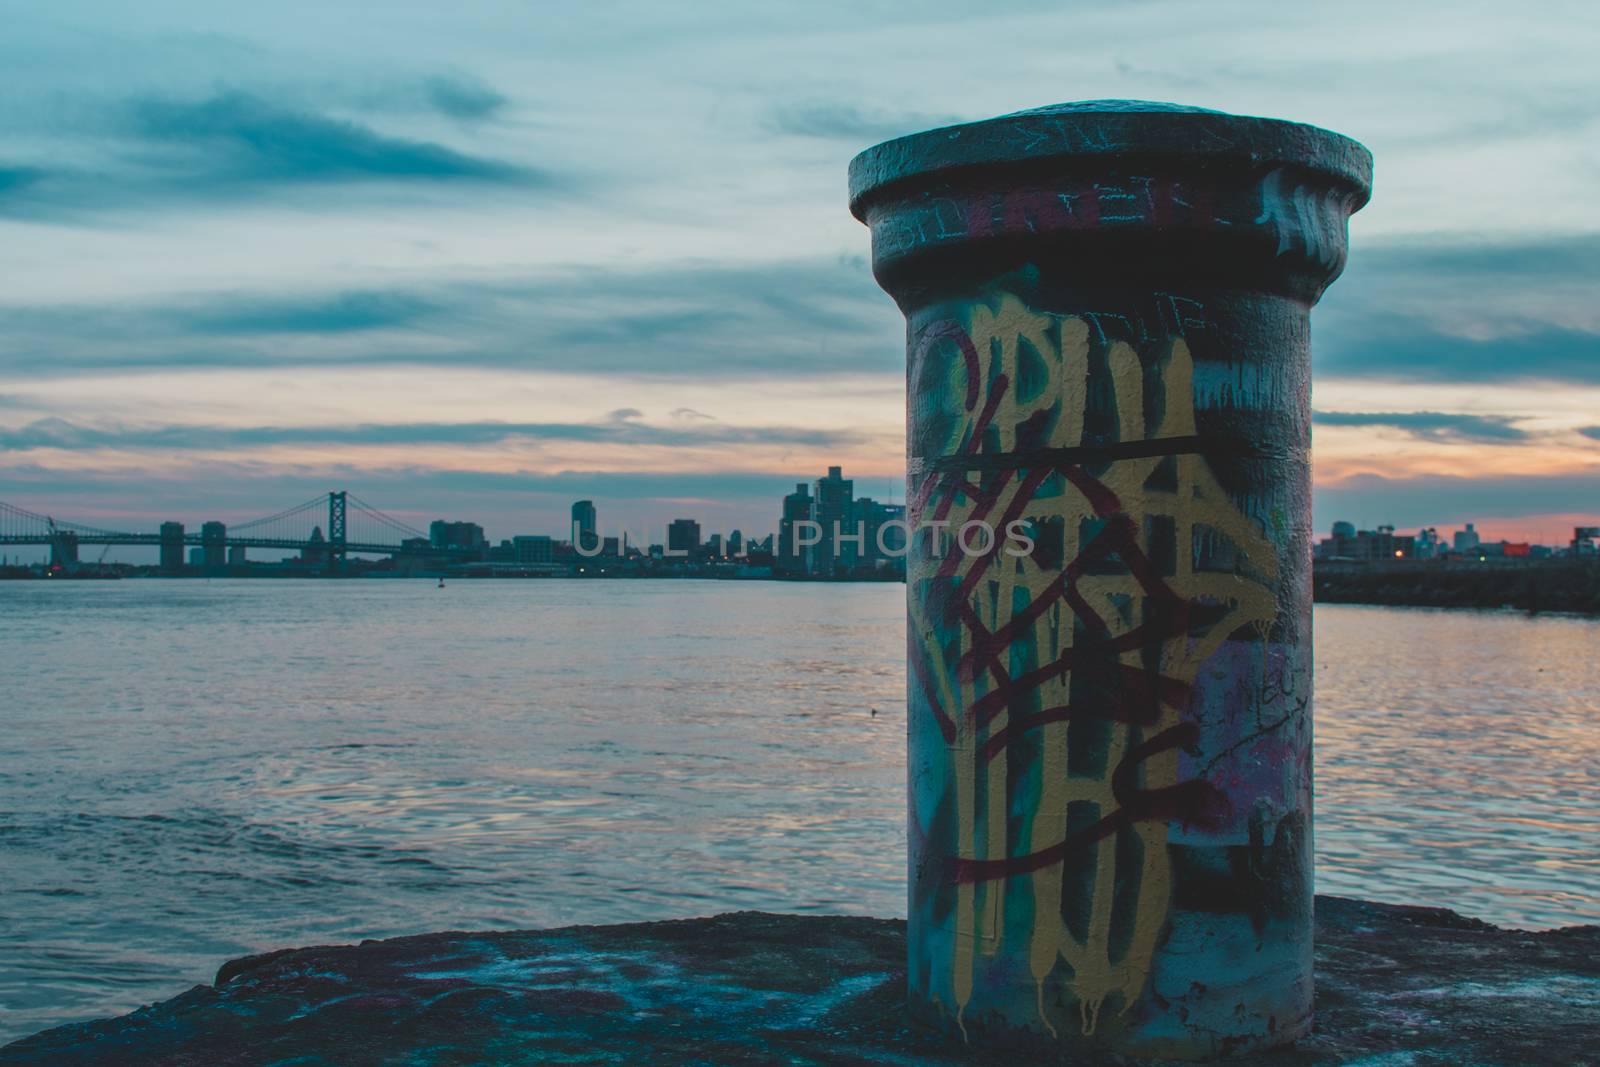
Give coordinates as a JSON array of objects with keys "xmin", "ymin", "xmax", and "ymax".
[{"xmin": 849, "ymin": 102, "xmax": 1369, "ymax": 1059}]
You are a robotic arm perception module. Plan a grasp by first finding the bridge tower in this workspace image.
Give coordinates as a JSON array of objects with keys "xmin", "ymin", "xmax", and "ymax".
[
  {"xmin": 327, "ymin": 491, "xmax": 347, "ymax": 575},
  {"xmin": 49, "ymin": 530, "xmax": 79, "ymax": 568}
]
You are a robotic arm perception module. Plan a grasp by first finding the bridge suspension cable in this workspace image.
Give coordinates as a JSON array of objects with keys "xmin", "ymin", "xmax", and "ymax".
[
  {"xmin": 229, "ymin": 494, "xmax": 331, "ymax": 532},
  {"xmin": 347, "ymin": 493, "xmax": 429, "ymax": 543},
  {"xmin": 0, "ymin": 500, "xmax": 134, "ymax": 540},
  {"xmin": 1, "ymin": 489, "xmax": 447, "ymax": 557}
]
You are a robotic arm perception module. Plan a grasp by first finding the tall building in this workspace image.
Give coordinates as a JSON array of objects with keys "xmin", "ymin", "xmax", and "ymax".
[
  {"xmin": 1453, "ymin": 523, "xmax": 1480, "ymax": 553},
  {"xmin": 777, "ymin": 482, "xmax": 813, "ymax": 576},
  {"xmin": 727, "ymin": 529, "xmax": 744, "ymax": 558},
  {"xmin": 430, "ymin": 520, "xmax": 486, "ymax": 557},
  {"xmin": 49, "ymin": 531, "xmax": 78, "ymax": 567},
  {"xmin": 159, "ymin": 522, "xmax": 185, "ymax": 570},
  {"xmin": 1414, "ymin": 527, "xmax": 1442, "ymax": 560},
  {"xmin": 302, "ymin": 525, "xmax": 327, "ymax": 566},
  {"xmin": 1318, "ymin": 522, "xmax": 1356, "ymax": 560},
  {"xmin": 812, "ymin": 465, "xmax": 855, "ymax": 577},
  {"xmin": 1317, "ymin": 523, "xmax": 1415, "ymax": 561},
  {"xmin": 667, "ymin": 518, "xmax": 701, "ymax": 557},
  {"xmin": 571, "ymin": 500, "xmax": 598, "ymax": 552},
  {"xmin": 201, "ymin": 521, "xmax": 227, "ymax": 568},
  {"xmin": 512, "ymin": 535, "xmax": 554, "ymax": 564},
  {"xmin": 856, "ymin": 498, "xmax": 907, "ymax": 570}
]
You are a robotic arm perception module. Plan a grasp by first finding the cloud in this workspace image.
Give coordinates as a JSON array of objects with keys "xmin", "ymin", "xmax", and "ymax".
[
  {"xmin": 765, "ymin": 101, "xmax": 964, "ymax": 142},
  {"xmin": 1579, "ymin": 426, "xmax": 1600, "ymax": 442},
  {"xmin": 13, "ymin": 229, "xmax": 1595, "ymax": 391},
  {"xmin": 422, "ymin": 76, "xmax": 509, "ymax": 120},
  {"xmin": 1315, "ymin": 319, "xmax": 1600, "ymax": 386},
  {"xmin": 0, "ymin": 459, "xmax": 817, "ymax": 509},
  {"xmin": 0, "ymin": 88, "xmax": 540, "ymax": 219},
  {"xmin": 1109, "ymin": 60, "xmax": 1216, "ymax": 91},
  {"xmin": 1404, "ymin": 96, "xmax": 1600, "ymax": 148},
  {"xmin": 0, "ymin": 256, "xmax": 902, "ymax": 380},
  {"xmin": 1316, "ymin": 234, "xmax": 1600, "ymax": 384},
  {"xmin": 1314, "ymin": 469, "xmax": 1600, "ymax": 531},
  {"xmin": 1312, "ymin": 410, "xmax": 1529, "ymax": 443},
  {"xmin": 125, "ymin": 90, "xmax": 524, "ymax": 183},
  {"xmin": 363, "ymin": 466, "xmax": 814, "ymax": 503},
  {"xmin": 0, "ymin": 416, "xmax": 83, "ymax": 448},
  {"xmin": 1346, "ymin": 232, "xmax": 1600, "ymax": 286},
  {"xmin": 0, "ymin": 460, "xmax": 817, "ymax": 541},
  {"xmin": 0, "ymin": 415, "xmax": 865, "ymax": 453},
  {"xmin": 0, "ymin": 166, "xmax": 44, "ymax": 194},
  {"xmin": 178, "ymin": 291, "xmax": 439, "ymax": 334}
]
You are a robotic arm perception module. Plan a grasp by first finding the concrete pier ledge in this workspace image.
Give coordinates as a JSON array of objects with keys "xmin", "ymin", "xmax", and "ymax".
[{"xmin": 3, "ymin": 897, "xmax": 1595, "ymax": 1066}]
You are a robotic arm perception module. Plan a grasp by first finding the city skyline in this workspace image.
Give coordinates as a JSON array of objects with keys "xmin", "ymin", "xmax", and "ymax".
[
  {"xmin": 0, "ymin": 473, "xmax": 908, "ymax": 565},
  {"xmin": 0, "ymin": 463, "xmax": 924, "ymax": 576},
  {"xmin": 2, "ymin": 3, "xmax": 1598, "ymax": 543},
  {"xmin": 5, "ymin": 462, "xmax": 1591, "ymax": 569}
]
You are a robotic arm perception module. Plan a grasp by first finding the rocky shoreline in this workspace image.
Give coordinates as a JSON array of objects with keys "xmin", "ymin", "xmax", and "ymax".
[
  {"xmin": 3, "ymin": 896, "xmax": 1596, "ymax": 1066},
  {"xmin": 1314, "ymin": 560, "xmax": 1600, "ymax": 615}
]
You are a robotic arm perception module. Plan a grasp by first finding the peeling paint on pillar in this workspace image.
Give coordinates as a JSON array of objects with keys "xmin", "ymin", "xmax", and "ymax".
[{"xmin": 849, "ymin": 101, "xmax": 1370, "ymax": 1060}]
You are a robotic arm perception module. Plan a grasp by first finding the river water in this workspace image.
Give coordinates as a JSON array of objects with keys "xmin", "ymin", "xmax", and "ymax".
[{"xmin": 1, "ymin": 580, "xmax": 1595, "ymax": 1043}]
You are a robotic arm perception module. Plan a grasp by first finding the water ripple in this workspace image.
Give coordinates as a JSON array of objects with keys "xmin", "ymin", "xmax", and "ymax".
[{"xmin": 0, "ymin": 584, "xmax": 1595, "ymax": 1044}]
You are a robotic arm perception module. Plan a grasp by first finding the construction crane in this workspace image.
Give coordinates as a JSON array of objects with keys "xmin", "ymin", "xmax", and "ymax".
[{"xmin": 42, "ymin": 514, "xmax": 61, "ymax": 572}]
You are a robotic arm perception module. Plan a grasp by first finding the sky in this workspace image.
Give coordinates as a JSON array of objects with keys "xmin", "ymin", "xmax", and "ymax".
[{"xmin": 2, "ymin": 0, "xmax": 1598, "ymax": 555}]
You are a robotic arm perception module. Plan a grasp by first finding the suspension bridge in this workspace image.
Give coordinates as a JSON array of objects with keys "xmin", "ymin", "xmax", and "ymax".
[{"xmin": 0, "ymin": 491, "xmax": 470, "ymax": 571}]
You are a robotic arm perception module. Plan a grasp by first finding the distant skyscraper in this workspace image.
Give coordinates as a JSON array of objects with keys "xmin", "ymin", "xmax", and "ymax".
[
  {"xmin": 777, "ymin": 482, "xmax": 813, "ymax": 576},
  {"xmin": 201, "ymin": 521, "xmax": 227, "ymax": 568},
  {"xmin": 667, "ymin": 518, "xmax": 701, "ymax": 556},
  {"xmin": 812, "ymin": 465, "xmax": 855, "ymax": 577},
  {"xmin": 856, "ymin": 498, "xmax": 907, "ymax": 570},
  {"xmin": 727, "ymin": 529, "xmax": 744, "ymax": 557},
  {"xmin": 571, "ymin": 500, "xmax": 598, "ymax": 551},
  {"xmin": 302, "ymin": 525, "xmax": 327, "ymax": 566},
  {"xmin": 1453, "ymin": 523, "xmax": 1480, "ymax": 553},
  {"xmin": 159, "ymin": 521, "xmax": 185, "ymax": 570}
]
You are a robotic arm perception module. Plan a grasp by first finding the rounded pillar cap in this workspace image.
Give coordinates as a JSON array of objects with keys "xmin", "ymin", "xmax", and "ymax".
[{"xmin": 849, "ymin": 99, "xmax": 1372, "ymax": 220}]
